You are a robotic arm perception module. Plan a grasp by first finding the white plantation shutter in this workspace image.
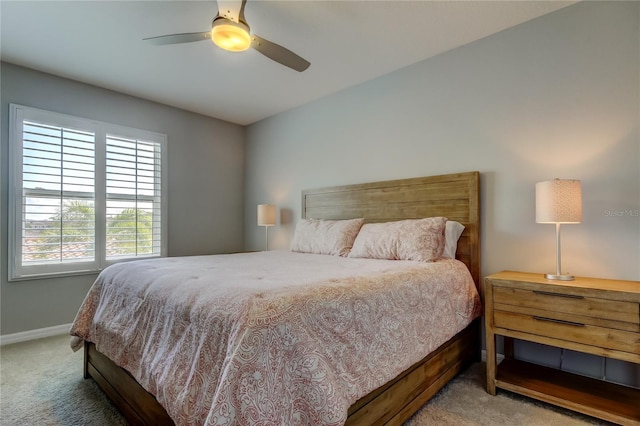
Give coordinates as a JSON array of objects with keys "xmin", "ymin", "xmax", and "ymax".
[
  {"xmin": 9, "ymin": 104, "xmax": 167, "ymax": 280},
  {"xmin": 106, "ymin": 135, "xmax": 163, "ymax": 259},
  {"xmin": 21, "ymin": 121, "xmax": 96, "ymax": 265}
]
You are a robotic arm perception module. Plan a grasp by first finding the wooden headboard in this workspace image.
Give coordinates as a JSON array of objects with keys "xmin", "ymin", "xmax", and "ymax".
[{"xmin": 302, "ymin": 171, "xmax": 481, "ymax": 288}]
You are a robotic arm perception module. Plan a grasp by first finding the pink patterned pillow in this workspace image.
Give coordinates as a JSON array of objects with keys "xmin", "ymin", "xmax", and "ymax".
[
  {"xmin": 290, "ymin": 218, "xmax": 365, "ymax": 256},
  {"xmin": 348, "ymin": 217, "xmax": 447, "ymax": 262}
]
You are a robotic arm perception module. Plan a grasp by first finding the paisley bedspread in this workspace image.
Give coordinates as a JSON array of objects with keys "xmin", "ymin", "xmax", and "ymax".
[{"xmin": 70, "ymin": 250, "xmax": 481, "ymax": 425}]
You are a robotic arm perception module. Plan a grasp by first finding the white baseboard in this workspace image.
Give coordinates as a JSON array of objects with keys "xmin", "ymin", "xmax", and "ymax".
[
  {"xmin": 481, "ymin": 349, "xmax": 505, "ymax": 364},
  {"xmin": 0, "ymin": 323, "xmax": 73, "ymax": 346}
]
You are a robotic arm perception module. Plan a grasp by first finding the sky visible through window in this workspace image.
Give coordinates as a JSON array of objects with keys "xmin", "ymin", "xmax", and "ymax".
[
  {"xmin": 22, "ymin": 121, "xmax": 95, "ymax": 221},
  {"xmin": 23, "ymin": 121, "xmax": 158, "ymax": 218}
]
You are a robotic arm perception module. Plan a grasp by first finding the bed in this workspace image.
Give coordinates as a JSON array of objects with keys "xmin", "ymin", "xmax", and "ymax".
[{"xmin": 71, "ymin": 171, "xmax": 481, "ymax": 425}]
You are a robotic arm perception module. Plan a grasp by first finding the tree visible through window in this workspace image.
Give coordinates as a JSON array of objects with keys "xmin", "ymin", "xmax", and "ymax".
[
  {"xmin": 107, "ymin": 208, "xmax": 154, "ymax": 256},
  {"xmin": 24, "ymin": 200, "xmax": 95, "ymax": 262}
]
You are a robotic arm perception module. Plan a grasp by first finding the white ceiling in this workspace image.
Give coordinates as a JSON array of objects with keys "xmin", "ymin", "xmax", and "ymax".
[{"xmin": 1, "ymin": 1, "xmax": 574, "ymax": 125}]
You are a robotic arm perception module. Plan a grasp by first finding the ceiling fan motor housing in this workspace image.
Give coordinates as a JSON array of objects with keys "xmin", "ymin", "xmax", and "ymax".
[{"xmin": 211, "ymin": 17, "xmax": 251, "ymax": 52}]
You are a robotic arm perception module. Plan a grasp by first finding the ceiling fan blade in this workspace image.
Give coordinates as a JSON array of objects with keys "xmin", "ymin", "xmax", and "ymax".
[
  {"xmin": 143, "ymin": 32, "xmax": 211, "ymax": 45},
  {"xmin": 251, "ymin": 35, "xmax": 310, "ymax": 72}
]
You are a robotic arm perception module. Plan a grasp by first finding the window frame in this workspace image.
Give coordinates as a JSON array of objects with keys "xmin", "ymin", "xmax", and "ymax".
[{"xmin": 8, "ymin": 104, "xmax": 168, "ymax": 281}]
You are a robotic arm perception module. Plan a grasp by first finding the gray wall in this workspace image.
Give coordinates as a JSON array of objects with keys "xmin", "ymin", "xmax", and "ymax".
[
  {"xmin": 244, "ymin": 2, "xmax": 639, "ymax": 386},
  {"xmin": 1, "ymin": 63, "xmax": 245, "ymax": 335}
]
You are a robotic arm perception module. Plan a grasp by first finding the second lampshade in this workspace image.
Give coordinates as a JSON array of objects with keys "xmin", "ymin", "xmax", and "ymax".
[{"xmin": 257, "ymin": 204, "xmax": 276, "ymax": 251}]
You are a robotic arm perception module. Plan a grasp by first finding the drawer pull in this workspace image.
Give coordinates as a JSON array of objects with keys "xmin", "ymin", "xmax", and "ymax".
[
  {"xmin": 533, "ymin": 316, "xmax": 585, "ymax": 327},
  {"xmin": 533, "ymin": 290, "xmax": 584, "ymax": 299}
]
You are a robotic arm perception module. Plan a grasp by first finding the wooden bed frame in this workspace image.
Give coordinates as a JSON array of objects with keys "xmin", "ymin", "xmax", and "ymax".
[{"xmin": 83, "ymin": 171, "xmax": 481, "ymax": 426}]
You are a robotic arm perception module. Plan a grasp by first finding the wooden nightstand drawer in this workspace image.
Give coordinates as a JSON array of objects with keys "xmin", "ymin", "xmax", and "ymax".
[
  {"xmin": 493, "ymin": 286, "xmax": 639, "ymax": 325},
  {"xmin": 493, "ymin": 310, "xmax": 640, "ymax": 355}
]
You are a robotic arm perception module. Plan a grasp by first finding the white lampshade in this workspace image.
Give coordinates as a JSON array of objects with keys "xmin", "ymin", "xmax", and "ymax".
[
  {"xmin": 536, "ymin": 179, "xmax": 582, "ymax": 224},
  {"xmin": 257, "ymin": 204, "xmax": 276, "ymax": 226}
]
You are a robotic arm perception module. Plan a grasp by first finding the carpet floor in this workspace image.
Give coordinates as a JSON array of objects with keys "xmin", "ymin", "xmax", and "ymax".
[{"xmin": 0, "ymin": 334, "xmax": 611, "ymax": 425}]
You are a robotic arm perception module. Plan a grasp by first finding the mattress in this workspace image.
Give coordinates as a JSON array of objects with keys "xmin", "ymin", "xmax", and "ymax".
[{"xmin": 70, "ymin": 250, "xmax": 481, "ymax": 425}]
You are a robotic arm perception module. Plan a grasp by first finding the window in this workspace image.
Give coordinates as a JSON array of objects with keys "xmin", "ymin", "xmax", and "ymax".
[
  {"xmin": 9, "ymin": 104, "xmax": 167, "ymax": 280},
  {"xmin": 105, "ymin": 135, "xmax": 163, "ymax": 259}
]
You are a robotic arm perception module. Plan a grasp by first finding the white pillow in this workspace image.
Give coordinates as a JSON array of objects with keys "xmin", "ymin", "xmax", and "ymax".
[
  {"xmin": 348, "ymin": 217, "xmax": 447, "ymax": 262},
  {"xmin": 290, "ymin": 218, "xmax": 364, "ymax": 257},
  {"xmin": 443, "ymin": 221, "xmax": 465, "ymax": 259}
]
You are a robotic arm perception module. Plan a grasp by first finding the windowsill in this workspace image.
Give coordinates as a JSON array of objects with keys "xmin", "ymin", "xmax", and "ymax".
[
  {"xmin": 8, "ymin": 268, "xmax": 102, "ymax": 282},
  {"xmin": 9, "ymin": 254, "xmax": 165, "ymax": 282}
]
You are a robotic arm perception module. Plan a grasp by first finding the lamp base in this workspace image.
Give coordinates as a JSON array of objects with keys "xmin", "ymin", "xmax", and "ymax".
[{"xmin": 544, "ymin": 273, "xmax": 575, "ymax": 281}]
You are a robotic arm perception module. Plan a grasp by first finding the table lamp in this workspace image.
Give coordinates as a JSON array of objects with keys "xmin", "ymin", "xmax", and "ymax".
[
  {"xmin": 257, "ymin": 204, "xmax": 276, "ymax": 251},
  {"xmin": 535, "ymin": 179, "xmax": 582, "ymax": 280}
]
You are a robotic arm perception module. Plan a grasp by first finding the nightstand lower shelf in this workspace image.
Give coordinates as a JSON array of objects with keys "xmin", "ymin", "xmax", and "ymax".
[{"xmin": 495, "ymin": 358, "xmax": 640, "ymax": 425}]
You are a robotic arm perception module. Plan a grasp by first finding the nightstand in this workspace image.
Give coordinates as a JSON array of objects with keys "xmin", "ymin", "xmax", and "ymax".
[{"xmin": 485, "ymin": 271, "xmax": 640, "ymax": 425}]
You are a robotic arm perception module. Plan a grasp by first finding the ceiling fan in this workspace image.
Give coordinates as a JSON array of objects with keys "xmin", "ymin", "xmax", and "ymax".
[{"xmin": 143, "ymin": 0, "xmax": 310, "ymax": 72}]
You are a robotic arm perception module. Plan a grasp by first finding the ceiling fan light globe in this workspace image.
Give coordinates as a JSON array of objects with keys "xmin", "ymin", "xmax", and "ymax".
[{"xmin": 211, "ymin": 19, "xmax": 251, "ymax": 52}]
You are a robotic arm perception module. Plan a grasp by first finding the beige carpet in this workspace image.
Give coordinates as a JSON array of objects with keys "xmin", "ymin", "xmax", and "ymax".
[
  {"xmin": 404, "ymin": 360, "xmax": 608, "ymax": 426},
  {"xmin": 0, "ymin": 334, "xmax": 609, "ymax": 425}
]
